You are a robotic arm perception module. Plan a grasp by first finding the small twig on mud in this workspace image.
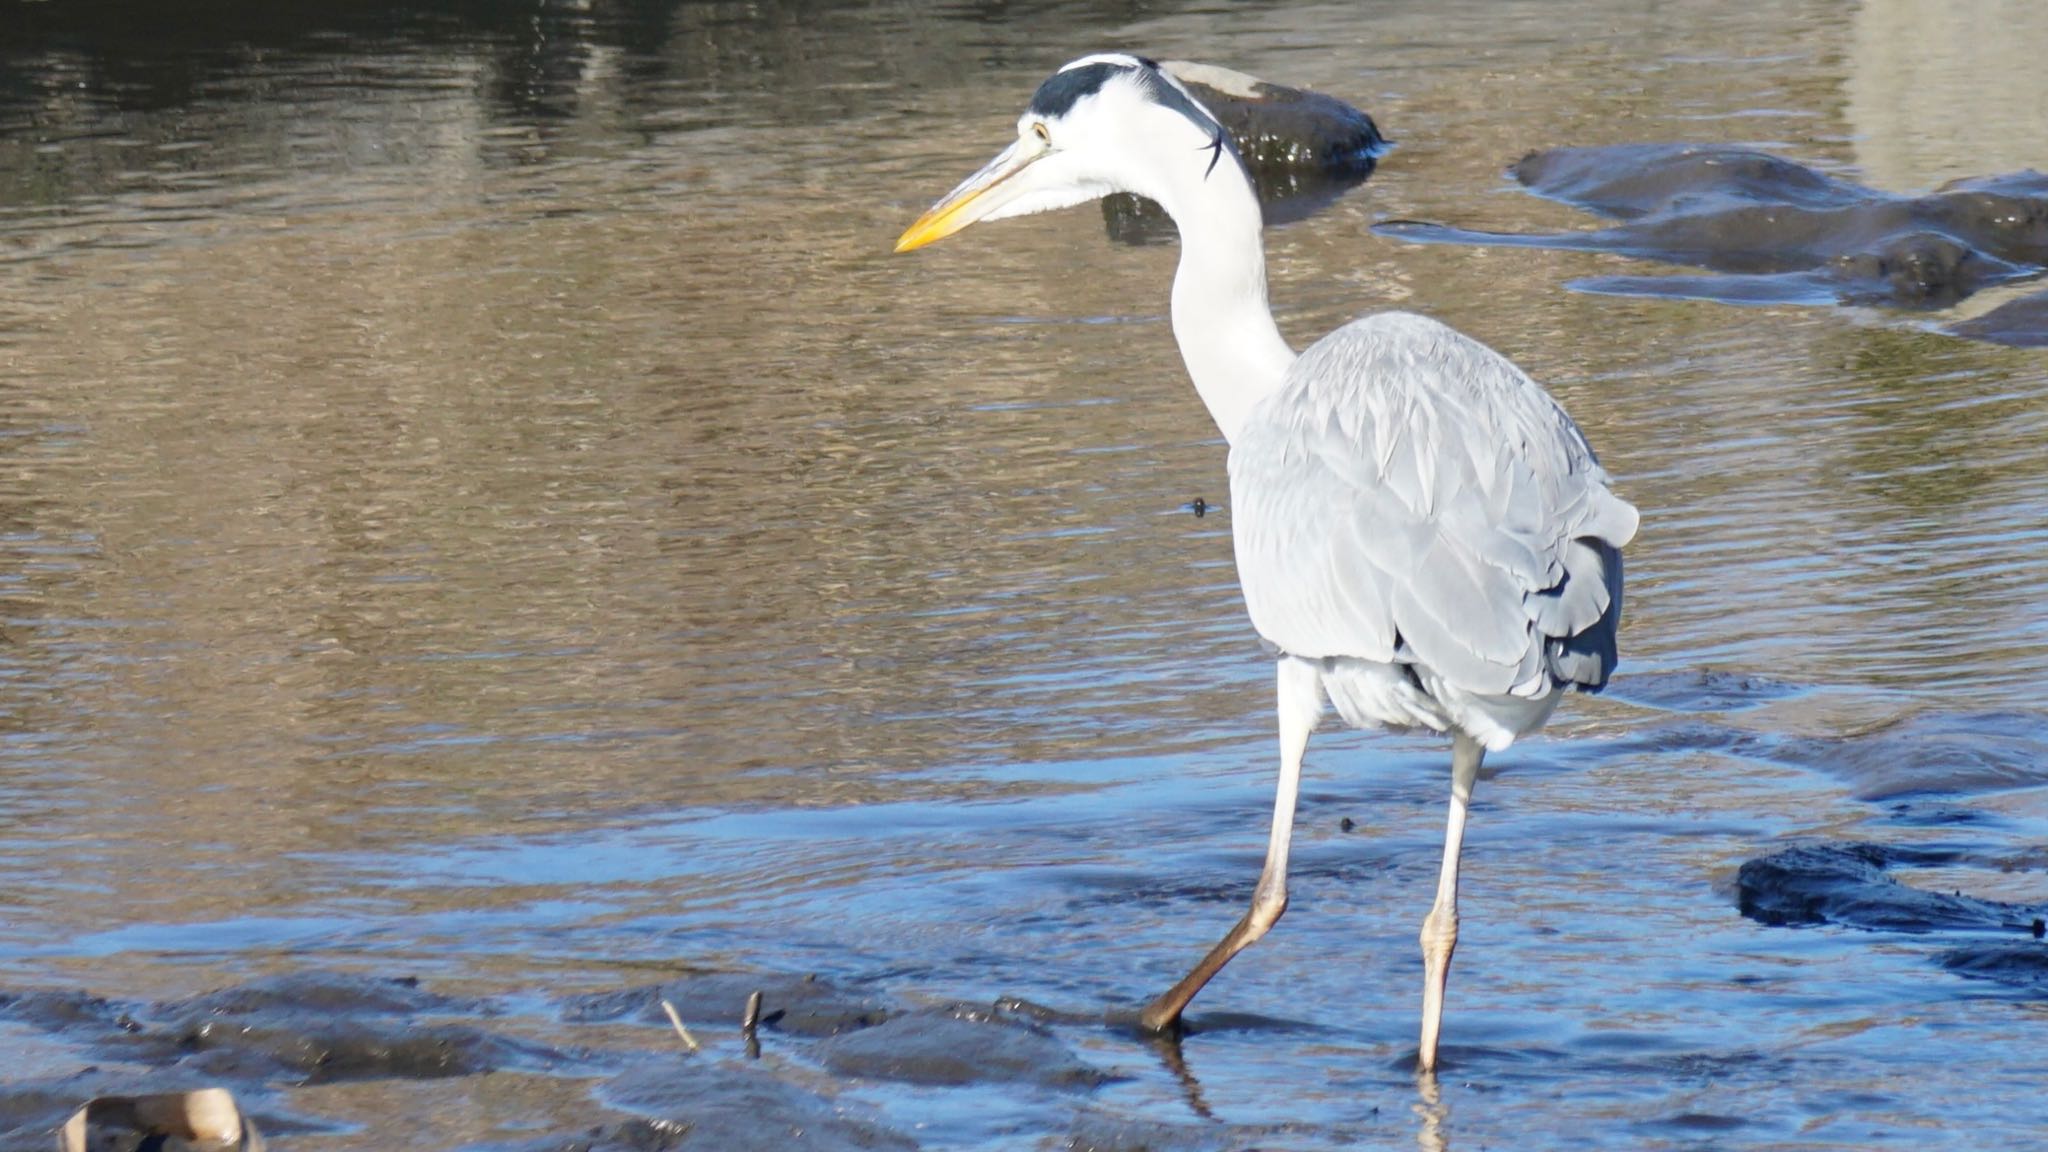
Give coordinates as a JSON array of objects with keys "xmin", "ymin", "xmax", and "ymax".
[
  {"xmin": 659, "ymin": 999, "xmax": 701, "ymax": 1052},
  {"xmin": 741, "ymin": 990, "xmax": 765, "ymax": 1060}
]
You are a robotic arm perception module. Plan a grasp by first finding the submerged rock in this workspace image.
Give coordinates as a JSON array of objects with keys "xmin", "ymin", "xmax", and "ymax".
[
  {"xmin": 1763, "ymin": 710, "xmax": 2048, "ymax": 802},
  {"xmin": 1102, "ymin": 61, "xmax": 1389, "ymax": 244},
  {"xmin": 2, "ymin": 972, "xmax": 560, "ymax": 1089},
  {"xmin": 1510, "ymin": 144, "xmax": 1868, "ymax": 219},
  {"xmin": 1737, "ymin": 842, "xmax": 2048, "ymax": 998},
  {"xmin": 1951, "ymin": 286, "xmax": 2048, "ymax": 346},
  {"xmin": 812, "ymin": 1007, "xmax": 1106, "ymax": 1089},
  {"xmin": 586, "ymin": 1061, "xmax": 918, "ymax": 1152},
  {"xmin": 1376, "ymin": 143, "xmax": 2048, "ymax": 336},
  {"xmin": 0, "ymin": 990, "xmax": 127, "ymax": 1033},
  {"xmin": 1167, "ymin": 61, "xmax": 1389, "ymax": 174},
  {"xmin": 1940, "ymin": 942, "xmax": 2048, "ymax": 993},
  {"xmin": 136, "ymin": 1018, "xmax": 545, "ymax": 1084},
  {"xmin": 162, "ymin": 972, "xmax": 477, "ymax": 1019}
]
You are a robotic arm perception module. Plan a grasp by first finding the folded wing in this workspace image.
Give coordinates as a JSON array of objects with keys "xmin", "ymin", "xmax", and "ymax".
[{"xmin": 1228, "ymin": 312, "xmax": 1638, "ymax": 699}]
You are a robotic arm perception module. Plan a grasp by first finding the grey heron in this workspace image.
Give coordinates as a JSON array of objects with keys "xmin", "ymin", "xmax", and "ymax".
[{"xmin": 897, "ymin": 53, "xmax": 1638, "ymax": 1072}]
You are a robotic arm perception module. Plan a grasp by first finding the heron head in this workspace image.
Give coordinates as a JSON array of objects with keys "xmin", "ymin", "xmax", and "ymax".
[{"xmin": 895, "ymin": 53, "xmax": 1230, "ymax": 252}]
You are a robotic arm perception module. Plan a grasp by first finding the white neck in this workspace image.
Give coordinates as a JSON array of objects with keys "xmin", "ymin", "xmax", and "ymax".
[{"xmin": 1151, "ymin": 149, "xmax": 1296, "ymax": 444}]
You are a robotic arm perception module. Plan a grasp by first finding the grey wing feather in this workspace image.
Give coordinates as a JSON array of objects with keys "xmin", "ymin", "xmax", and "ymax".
[{"xmin": 1228, "ymin": 312, "xmax": 1637, "ymax": 698}]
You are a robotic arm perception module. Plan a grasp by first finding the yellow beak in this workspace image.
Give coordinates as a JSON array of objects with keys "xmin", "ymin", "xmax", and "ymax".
[{"xmin": 895, "ymin": 139, "xmax": 1043, "ymax": 253}]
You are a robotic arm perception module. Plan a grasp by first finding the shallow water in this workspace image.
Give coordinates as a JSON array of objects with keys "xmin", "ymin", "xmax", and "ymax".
[{"xmin": 4, "ymin": 1, "xmax": 2048, "ymax": 1148}]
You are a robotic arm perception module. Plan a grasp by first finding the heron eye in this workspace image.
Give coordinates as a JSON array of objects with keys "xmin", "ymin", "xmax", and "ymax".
[{"xmin": 1031, "ymin": 122, "xmax": 1051, "ymax": 144}]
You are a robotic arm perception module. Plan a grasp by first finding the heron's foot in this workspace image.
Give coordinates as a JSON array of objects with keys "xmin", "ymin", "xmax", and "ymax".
[{"xmin": 1137, "ymin": 997, "xmax": 1187, "ymax": 1036}]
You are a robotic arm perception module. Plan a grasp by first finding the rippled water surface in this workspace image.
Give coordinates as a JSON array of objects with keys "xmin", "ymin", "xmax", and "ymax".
[{"xmin": 4, "ymin": 1, "xmax": 2048, "ymax": 1148}]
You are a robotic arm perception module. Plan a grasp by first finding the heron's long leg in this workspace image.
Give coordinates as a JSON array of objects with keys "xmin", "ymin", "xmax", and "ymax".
[
  {"xmin": 1417, "ymin": 733, "xmax": 1484, "ymax": 1072},
  {"xmin": 1140, "ymin": 658, "xmax": 1322, "ymax": 1033}
]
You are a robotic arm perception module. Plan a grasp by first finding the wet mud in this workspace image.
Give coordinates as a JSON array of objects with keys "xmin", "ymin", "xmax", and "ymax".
[
  {"xmin": 1102, "ymin": 61, "xmax": 1388, "ymax": 245},
  {"xmin": 561, "ymin": 972, "xmax": 891, "ymax": 1038},
  {"xmin": 7, "ymin": 724, "xmax": 2044, "ymax": 1149},
  {"xmin": 573, "ymin": 1061, "xmax": 922, "ymax": 1152},
  {"xmin": 812, "ymin": 1009, "xmax": 1106, "ymax": 1088},
  {"xmin": 0, "ymin": 971, "xmax": 1125, "ymax": 1151},
  {"xmin": 106, "ymin": 974, "xmax": 541, "ymax": 1085},
  {"xmin": 1376, "ymin": 143, "xmax": 2048, "ymax": 341}
]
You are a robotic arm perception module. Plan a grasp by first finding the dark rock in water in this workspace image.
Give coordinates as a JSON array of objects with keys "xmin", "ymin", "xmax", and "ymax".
[
  {"xmin": 1829, "ymin": 234, "xmax": 2016, "ymax": 307},
  {"xmin": 1927, "ymin": 169, "xmax": 2048, "ymax": 266},
  {"xmin": 1102, "ymin": 61, "xmax": 1389, "ymax": 245},
  {"xmin": 1951, "ymin": 287, "xmax": 2048, "ymax": 346},
  {"xmin": 1167, "ymin": 61, "xmax": 1389, "ymax": 174},
  {"xmin": 812, "ymin": 1007, "xmax": 1106, "ymax": 1089},
  {"xmin": 1940, "ymin": 942, "xmax": 2048, "ymax": 993},
  {"xmin": 589, "ymin": 1061, "xmax": 918, "ymax": 1152},
  {"xmin": 1375, "ymin": 143, "xmax": 2048, "ymax": 335},
  {"xmin": 1733, "ymin": 842, "xmax": 2035, "ymax": 933},
  {"xmin": 560, "ymin": 971, "xmax": 888, "ymax": 1037},
  {"xmin": 1762, "ymin": 710, "xmax": 2048, "ymax": 802},
  {"xmin": 1511, "ymin": 143, "xmax": 1868, "ymax": 219}
]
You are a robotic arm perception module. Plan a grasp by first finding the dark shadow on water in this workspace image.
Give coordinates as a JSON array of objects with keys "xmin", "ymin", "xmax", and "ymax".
[
  {"xmin": 1373, "ymin": 143, "xmax": 2048, "ymax": 344},
  {"xmin": 1140, "ymin": 1028, "xmax": 1217, "ymax": 1121}
]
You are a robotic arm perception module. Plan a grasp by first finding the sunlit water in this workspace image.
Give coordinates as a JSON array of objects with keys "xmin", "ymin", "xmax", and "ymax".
[{"xmin": 3, "ymin": 1, "xmax": 2047, "ymax": 1148}]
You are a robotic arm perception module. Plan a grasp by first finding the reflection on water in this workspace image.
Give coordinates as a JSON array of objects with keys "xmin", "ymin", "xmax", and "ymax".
[
  {"xmin": 1414, "ymin": 1073, "xmax": 1449, "ymax": 1152},
  {"xmin": 1847, "ymin": 0, "xmax": 2048, "ymax": 191},
  {"xmin": 3, "ymin": 1, "xmax": 2048, "ymax": 1150}
]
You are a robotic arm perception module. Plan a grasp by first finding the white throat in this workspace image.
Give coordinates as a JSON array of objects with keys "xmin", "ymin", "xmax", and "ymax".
[{"xmin": 1148, "ymin": 143, "xmax": 1297, "ymax": 443}]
